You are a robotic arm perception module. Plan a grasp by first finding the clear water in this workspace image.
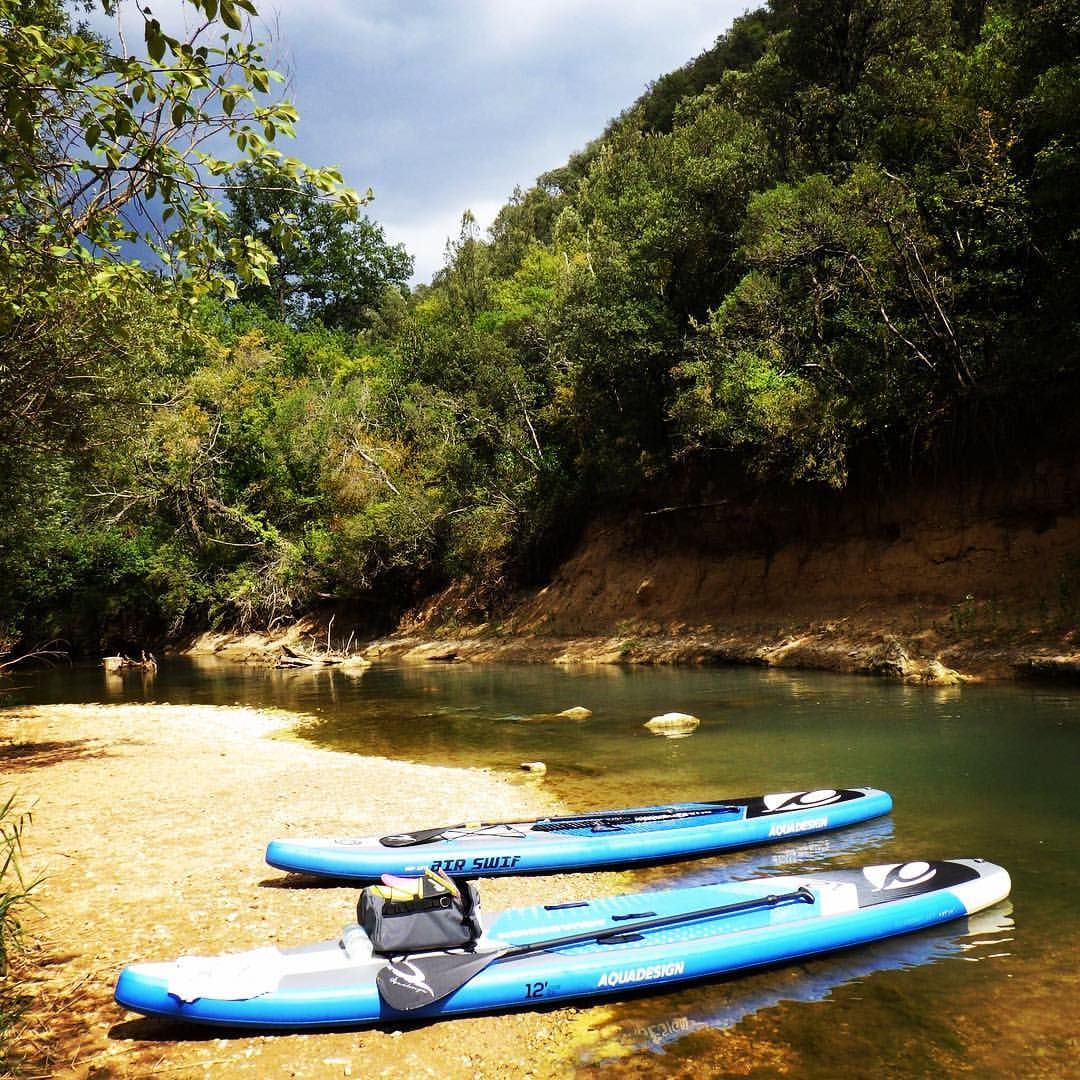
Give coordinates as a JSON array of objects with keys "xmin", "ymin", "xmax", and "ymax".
[{"xmin": 8, "ymin": 658, "xmax": 1079, "ymax": 1076}]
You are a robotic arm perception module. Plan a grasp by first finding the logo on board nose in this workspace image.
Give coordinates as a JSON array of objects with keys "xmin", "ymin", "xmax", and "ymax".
[
  {"xmin": 862, "ymin": 861, "xmax": 936, "ymax": 891},
  {"xmin": 762, "ymin": 789, "xmax": 842, "ymax": 812}
]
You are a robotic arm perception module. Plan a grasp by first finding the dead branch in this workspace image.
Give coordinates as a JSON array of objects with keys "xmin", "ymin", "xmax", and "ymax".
[{"xmin": 0, "ymin": 641, "xmax": 70, "ymax": 673}]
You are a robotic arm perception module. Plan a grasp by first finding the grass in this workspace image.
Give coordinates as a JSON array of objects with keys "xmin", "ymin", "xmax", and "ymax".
[{"xmin": 1, "ymin": 791, "xmax": 40, "ymax": 1073}]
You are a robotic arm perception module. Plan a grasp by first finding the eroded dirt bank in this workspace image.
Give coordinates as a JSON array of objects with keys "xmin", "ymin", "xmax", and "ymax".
[
  {"xmin": 445, "ymin": 456, "xmax": 1080, "ymax": 682},
  {"xmin": 1, "ymin": 704, "xmax": 630, "ymax": 1078},
  {"xmin": 197, "ymin": 455, "xmax": 1080, "ymax": 684}
]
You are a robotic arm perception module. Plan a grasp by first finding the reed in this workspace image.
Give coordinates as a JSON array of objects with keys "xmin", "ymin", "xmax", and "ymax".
[{"xmin": 1, "ymin": 792, "xmax": 39, "ymax": 1069}]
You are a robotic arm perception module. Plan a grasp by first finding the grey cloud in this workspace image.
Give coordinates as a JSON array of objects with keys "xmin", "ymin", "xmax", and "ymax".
[{"xmin": 254, "ymin": 2, "xmax": 747, "ymax": 281}]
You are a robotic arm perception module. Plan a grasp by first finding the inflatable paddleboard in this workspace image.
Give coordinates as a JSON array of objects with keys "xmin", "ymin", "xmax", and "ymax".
[
  {"xmin": 114, "ymin": 857, "xmax": 1009, "ymax": 1030},
  {"xmin": 265, "ymin": 786, "xmax": 893, "ymax": 879}
]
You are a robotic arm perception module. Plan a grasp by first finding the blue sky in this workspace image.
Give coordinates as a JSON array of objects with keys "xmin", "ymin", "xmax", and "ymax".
[
  {"xmin": 261, "ymin": 1, "xmax": 751, "ymax": 283},
  {"xmin": 110, "ymin": 2, "xmax": 750, "ymax": 284}
]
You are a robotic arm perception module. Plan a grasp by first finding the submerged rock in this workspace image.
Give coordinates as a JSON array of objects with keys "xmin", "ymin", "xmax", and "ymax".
[{"xmin": 921, "ymin": 659, "xmax": 965, "ymax": 686}]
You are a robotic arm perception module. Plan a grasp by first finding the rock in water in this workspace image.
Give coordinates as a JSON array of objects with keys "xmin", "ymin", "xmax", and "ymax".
[{"xmin": 644, "ymin": 712, "xmax": 701, "ymax": 736}]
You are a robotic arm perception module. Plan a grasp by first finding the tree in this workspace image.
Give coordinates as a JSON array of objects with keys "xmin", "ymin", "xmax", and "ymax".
[
  {"xmin": 672, "ymin": 165, "xmax": 985, "ymax": 485},
  {"xmin": 222, "ymin": 163, "xmax": 413, "ymax": 330},
  {"xmin": 0, "ymin": 0, "xmax": 358, "ymax": 449},
  {"xmin": 0, "ymin": 0, "xmax": 359, "ymax": 642}
]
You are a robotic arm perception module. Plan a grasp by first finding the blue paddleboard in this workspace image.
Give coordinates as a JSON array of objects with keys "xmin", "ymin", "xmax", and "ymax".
[
  {"xmin": 264, "ymin": 786, "xmax": 893, "ymax": 880},
  {"xmin": 114, "ymin": 857, "xmax": 1009, "ymax": 1030}
]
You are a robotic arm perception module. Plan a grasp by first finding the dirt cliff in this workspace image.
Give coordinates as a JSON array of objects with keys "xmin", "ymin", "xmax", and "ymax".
[{"xmin": 384, "ymin": 451, "xmax": 1080, "ymax": 682}]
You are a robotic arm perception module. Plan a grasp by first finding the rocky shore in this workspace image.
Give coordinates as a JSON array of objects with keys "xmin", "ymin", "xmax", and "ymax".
[{"xmin": 188, "ymin": 607, "xmax": 1080, "ymax": 686}]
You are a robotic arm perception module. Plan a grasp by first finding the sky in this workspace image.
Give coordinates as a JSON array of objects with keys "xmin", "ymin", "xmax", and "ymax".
[
  {"xmin": 245, "ymin": 1, "xmax": 751, "ymax": 284},
  {"xmin": 100, "ymin": 1, "xmax": 750, "ymax": 284}
]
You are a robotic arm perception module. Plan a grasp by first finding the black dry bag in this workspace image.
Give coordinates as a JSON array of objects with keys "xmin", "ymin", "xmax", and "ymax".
[{"xmin": 358, "ymin": 871, "xmax": 482, "ymax": 955}]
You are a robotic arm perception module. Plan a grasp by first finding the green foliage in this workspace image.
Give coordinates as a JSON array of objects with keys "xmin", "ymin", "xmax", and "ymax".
[
  {"xmin": 0, "ymin": 2, "xmax": 372, "ymax": 644},
  {"xmin": 221, "ymin": 163, "xmax": 412, "ymax": 329},
  {"xmin": 673, "ymin": 273, "xmax": 854, "ymax": 487},
  {"xmin": 0, "ymin": 792, "xmax": 36, "ymax": 978},
  {"xmin": 0, "ymin": 0, "xmax": 355, "ymax": 288},
  {"xmin": 0, "ymin": 791, "xmax": 38, "ymax": 1073},
  {"xmin": 638, "ymin": 7, "xmax": 777, "ymax": 134},
  {"xmin": 0, "ymin": 0, "xmax": 357, "ymax": 463},
  {"xmin": 3, "ymin": 0, "xmax": 1080, "ymax": 644}
]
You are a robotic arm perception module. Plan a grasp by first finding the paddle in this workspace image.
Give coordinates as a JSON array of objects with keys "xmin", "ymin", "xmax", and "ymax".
[
  {"xmin": 379, "ymin": 804, "xmax": 740, "ymax": 847},
  {"xmin": 376, "ymin": 884, "xmax": 815, "ymax": 1011}
]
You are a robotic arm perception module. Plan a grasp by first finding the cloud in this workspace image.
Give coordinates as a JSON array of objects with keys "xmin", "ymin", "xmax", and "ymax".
[
  {"xmin": 385, "ymin": 196, "xmax": 508, "ymax": 284},
  {"xmin": 106, "ymin": 0, "xmax": 749, "ymax": 284}
]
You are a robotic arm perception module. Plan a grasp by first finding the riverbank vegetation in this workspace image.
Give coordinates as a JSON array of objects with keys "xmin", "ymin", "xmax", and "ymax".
[
  {"xmin": 0, "ymin": 791, "xmax": 36, "ymax": 1070},
  {"xmin": 2, "ymin": 1, "xmax": 1077, "ymax": 655}
]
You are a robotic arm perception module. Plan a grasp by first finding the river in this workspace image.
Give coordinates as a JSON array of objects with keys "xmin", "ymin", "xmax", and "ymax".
[{"xmin": 9, "ymin": 657, "xmax": 1078, "ymax": 1076}]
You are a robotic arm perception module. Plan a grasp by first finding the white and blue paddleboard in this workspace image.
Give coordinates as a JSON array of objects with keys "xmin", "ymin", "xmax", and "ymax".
[
  {"xmin": 114, "ymin": 857, "xmax": 1010, "ymax": 1030},
  {"xmin": 264, "ymin": 787, "xmax": 893, "ymax": 880}
]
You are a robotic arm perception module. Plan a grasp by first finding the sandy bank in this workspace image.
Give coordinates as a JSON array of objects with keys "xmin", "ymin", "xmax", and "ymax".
[{"xmin": 1, "ymin": 703, "xmax": 624, "ymax": 1078}]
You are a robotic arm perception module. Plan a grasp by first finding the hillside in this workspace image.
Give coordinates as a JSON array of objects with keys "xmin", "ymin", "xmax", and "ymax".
[{"xmin": 3, "ymin": 2, "xmax": 1079, "ymax": 674}]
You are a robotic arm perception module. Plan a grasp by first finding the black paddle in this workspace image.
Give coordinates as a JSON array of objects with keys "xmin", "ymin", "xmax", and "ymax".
[
  {"xmin": 376, "ymin": 884, "xmax": 815, "ymax": 1011},
  {"xmin": 379, "ymin": 804, "xmax": 740, "ymax": 847}
]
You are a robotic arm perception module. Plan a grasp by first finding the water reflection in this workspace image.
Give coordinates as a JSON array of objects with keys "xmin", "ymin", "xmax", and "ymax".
[
  {"xmin": 636, "ymin": 817, "xmax": 898, "ymax": 892},
  {"xmin": 576, "ymin": 902, "xmax": 1015, "ymax": 1066},
  {"xmin": 102, "ymin": 665, "xmax": 157, "ymax": 699}
]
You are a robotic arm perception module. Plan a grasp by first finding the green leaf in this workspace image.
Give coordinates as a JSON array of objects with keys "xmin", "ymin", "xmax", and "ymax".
[
  {"xmin": 14, "ymin": 111, "xmax": 34, "ymax": 144},
  {"xmin": 219, "ymin": 0, "xmax": 243, "ymax": 30},
  {"xmin": 145, "ymin": 20, "xmax": 166, "ymax": 64}
]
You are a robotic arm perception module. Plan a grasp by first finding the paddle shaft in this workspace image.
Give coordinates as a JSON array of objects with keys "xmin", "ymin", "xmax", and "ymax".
[
  {"xmin": 497, "ymin": 884, "xmax": 816, "ymax": 959},
  {"xmin": 380, "ymin": 803, "xmax": 740, "ymax": 847},
  {"xmin": 376, "ymin": 884, "xmax": 816, "ymax": 1010}
]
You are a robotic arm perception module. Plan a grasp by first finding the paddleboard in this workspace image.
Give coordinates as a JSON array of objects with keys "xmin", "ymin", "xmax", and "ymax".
[
  {"xmin": 264, "ymin": 786, "xmax": 893, "ymax": 879},
  {"xmin": 114, "ymin": 857, "xmax": 1010, "ymax": 1029}
]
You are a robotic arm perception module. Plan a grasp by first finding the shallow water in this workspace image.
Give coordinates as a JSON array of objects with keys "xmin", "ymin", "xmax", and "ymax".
[{"xmin": 9, "ymin": 658, "xmax": 1079, "ymax": 1076}]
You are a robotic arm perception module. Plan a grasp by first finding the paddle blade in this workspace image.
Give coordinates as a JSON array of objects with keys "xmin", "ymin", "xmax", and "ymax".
[
  {"xmin": 376, "ymin": 949, "xmax": 503, "ymax": 1012},
  {"xmin": 379, "ymin": 823, "xmax": 486, "ymax": 847},
  {"xmin": 378, "ymin": 827, "xmax": 456, "ymax": 847}
]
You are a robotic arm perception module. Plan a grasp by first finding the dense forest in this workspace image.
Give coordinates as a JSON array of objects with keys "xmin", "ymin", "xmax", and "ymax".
[{"xmin": 1, "ymin": 0, "xmax": 1078, "ymax": 653}]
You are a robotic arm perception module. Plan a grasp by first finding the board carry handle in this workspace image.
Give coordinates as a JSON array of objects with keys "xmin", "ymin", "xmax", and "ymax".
[
  {"xmin": 379, "ymin": 804, "xmax": 741, "ymax": 847},
  {"xmin": 376, "ymin": 884, "xmax": 815, "ymax": 1011}
]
